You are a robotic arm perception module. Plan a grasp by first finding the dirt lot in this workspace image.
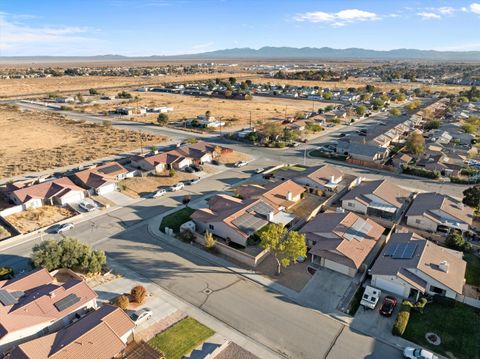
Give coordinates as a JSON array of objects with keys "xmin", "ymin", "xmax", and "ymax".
[
  {"xmin": 0, "ymin": 73, "xmax": 251, "ymax": 99},
  {"xmin": 119, "ymin": 171, "xmax": 198, "ymax": 198},
  {"xmin": 0, "ymin": 104, "xmax": 166, "ymax": 179},
  {"xmin": 75, "ymin": 91, "xmax": 331, "ymax": 129},
  {"xmin": 0, "ymin": 225, "xmax": 12, "ymax": 240},
  {"xmin": 248, "ymin": 76, "xmax": 467, "ymax": 94},
  {"xmin": 6, "ymin": 205, "xmax": 75, "ymax": 233}
]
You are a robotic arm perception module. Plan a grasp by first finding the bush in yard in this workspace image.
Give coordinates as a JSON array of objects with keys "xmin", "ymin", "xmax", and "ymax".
[
  {"xmin": 413, "ymin": 297, "xmax": 428, "ymax": 313},
  {"xmin": 169, "ymin": 168, "xmax": 176, "ymax": 177},
  {"xmin": 31, "ymin": 237, "xmax": 106, "ymax": 274},
  {"xmin": 392, "ymin": 301, "xmax": 411, "ymax": 336},
  {"xmin": 178, "ymin": 229, "xmax": 195, "ymax": 243},
  {"xmin": 115, "ymin": 295, "xmax": 129, "ymax": 310},
  {"xmin": 131, "ymin": 285, "xmax": 147, "ymax": 304},
  {"xmin": 204, "ymin": 231, "xmax": 216, "ymax": 250}
]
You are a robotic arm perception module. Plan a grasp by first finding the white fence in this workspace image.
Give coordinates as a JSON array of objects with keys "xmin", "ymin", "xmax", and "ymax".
[
  {"xmin": 457, "ymin": 294, "xmax": 480, "ymax": 309},
  {"xmin": 0, "ymin": 205, "xmax": 24, "ymax": 217}
]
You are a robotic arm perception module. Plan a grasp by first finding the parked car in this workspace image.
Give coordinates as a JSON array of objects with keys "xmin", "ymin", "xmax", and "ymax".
[
  {"xmin": 129, "ymin": 309, "xmax": 153, "ymax": 326},
  {"xmin": 187, "ymin": 178, "xmax": 200, "ymax": 185},
  {"xmin": 169, "ymin": 183, "xmax": 184, "ymax": 191},
  {"xmin": 55, "ymin": 223, "xmax": 74, "ymax": 234},
  {"xmin": 184, "ymin": 166, "xmax": 195, "ymax": 173},
  {"xmin": 79, "ymin": 201, "xmax": 96, "ymax": 212},
  {"xmin": 379, "ymin": 296, "xmax": 397, "ymax": 317},
  {"xmin": 211, "ymin": 159, "xmax": 220, "ymax": 165},
  {"xmin": 191, "ymin": 164, "xmax": 203, "ymax": 172},
  {"xmin": 0, "ymin": 266, "xmax": 14, "ymax": 280},
  {"xmin": 403, "ymin": 347, "xmax": 438, "ymax": 359},
  {"xmin": 234, "ymin": 161, "xmax": 248, "ymax": 168},
  {"xmin": 152, "ymin": 189, "xmax": 167, "ymax": 198},
  {"xmin": 360, "ymin": 286, "xmax": 381, "ymax": 309},
  {"xmin": 288, "ymin": 142, "xmax": 299, "ymax": 147},
  {"xmin": 263, "ymin": 173, "xmax": 274, "ymax": 180},
  {"xmin": 255, "ymin": 168, "xmax": 264, "ymax": 174}
]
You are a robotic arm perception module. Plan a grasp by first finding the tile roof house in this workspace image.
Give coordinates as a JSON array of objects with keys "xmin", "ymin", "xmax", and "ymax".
[
  {"xmin": 10, "ymin": 305, "xmax": 135, "ymax": 359},
  {"xmin": 341, "ymin": 179, "xmax": 412, "ymax": 220},
  {"xmin": 300, "ymin": 211, "xmax": 385, "ymax": 277},
  {"xmin": 9, "ymin": 178, "xmax": 86, "ymax": 209},
  {"xmin": 235, "ymin": 180, "xmax": 305, "ymax": 210},
  {"xmin": 295, "ymin": 165, "xmax": 344, "ymax": 191},
  {"xmin": 371, "ymin": 231, "xmax": 466, "ymax": 301},
  {"xmin": 191, "ymin": 192, "xmax": 296, "ymax": 247},
  {"xmin": 336, "ymin": 141, "xmax": 389, "ymax": 162},
  {"xmin": 405, "ymin": 192, "xmax": 473, "ymax": 234},
  {"xmin": 72, "ymin": 162, "xmax": 129, "ymax": 195},
  {"xmin": 0, "ymin": 269, "xmax": 97, "ymax": 352}
]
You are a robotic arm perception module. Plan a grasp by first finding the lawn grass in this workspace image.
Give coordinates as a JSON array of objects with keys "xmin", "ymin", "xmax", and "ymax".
[
  {"xmin": 148, "ymin": 317, "xmax": 215, "ymax": 359},
  {"xmin": 403, "ymin": 297, "xmax": 480, "ymax": 359},
  {"xmin": 159, "ymin": 207, "xmax": 195, "ymax": 233},
  {"xmin": 464, "ymin": 253, "xmax": 480, "ymax": 287},
  {"xmin": 309, "ymin": 150, "xmax": 347, "ymax": 161},
  {"xmin": 283, "ymin": 165, "xmax": 306, "ymax": 171}
]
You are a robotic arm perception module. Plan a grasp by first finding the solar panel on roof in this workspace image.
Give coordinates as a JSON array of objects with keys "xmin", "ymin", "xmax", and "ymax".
[
  {"xmin": 0, "ymin": 289, "xmax": 18, "ymax": 306},
  {"xmin": 402, "ymin": 243, "xmax": 418, "ymax": 259},
  {"xmin": 392, "ymin": 243, "xmax": 418, "ymax": 259},
  {"xmin": 98, "ymin": 164, "xmax": 122, "ymax": 175},
  {"xmin": 54, "ymin": 293, "xmax": 81, "ymax": 311},
  {"xmin": 384, "ymin": 243, "xmax": 399, "ymax": 256},
  {"xmin": 232, "ymin": 213, "xmax": 267, "ymax": 235},
  {"xmin": 248, "ymin": 201, "xmax": 274, "ymax": 216}
]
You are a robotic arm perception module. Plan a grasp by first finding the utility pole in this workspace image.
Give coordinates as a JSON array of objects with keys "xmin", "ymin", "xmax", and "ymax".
[
  {"xmin": 140, "ymin": 131, "xmax": 144, "ymax": 155},
  {"xmin": 304, "ymin": 147, "xmax": 307, "ymax": 166},
  {"xmin": 249, "ymin": 111, "xmax": 252, "ymax": 129},
  {"xmin": 285, "ymin": 106, "xmax": 287, "ymax": 121}
]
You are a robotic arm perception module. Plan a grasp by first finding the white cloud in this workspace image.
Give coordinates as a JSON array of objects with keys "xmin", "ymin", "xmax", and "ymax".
[
  {"xmin": 0, "ymin": 12, "xmax": 98, "ymax": 55},
  {"xmin": 471, "ymin": 3, "xmax": 480, "ymax": 14},
  {"xmin": 437, "ymin": 6, "xmax": 455, "ymax": 14},
  {"xmin": 293, "ymin": 8, "xmax": 379, "ymax": 27},
  {"xmin": 417, "ymin": 12, "xmax": 441, "ymax": 19}
]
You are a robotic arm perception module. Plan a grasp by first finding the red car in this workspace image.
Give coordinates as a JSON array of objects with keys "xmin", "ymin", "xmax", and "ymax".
[{"xmin": 379, "ymin": 296, "xmax": 397, "ymax": 317}]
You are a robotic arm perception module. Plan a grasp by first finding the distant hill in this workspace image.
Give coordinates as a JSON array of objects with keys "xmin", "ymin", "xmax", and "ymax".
[{"xmin": 2, "ymin": 47, "xmax": 480, "ymax": 62}]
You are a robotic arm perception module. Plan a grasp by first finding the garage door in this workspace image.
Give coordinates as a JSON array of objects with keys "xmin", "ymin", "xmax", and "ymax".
[
  {"xmin": 324, "ymin": 259, "xmax": 354, "ymax": 277},
  {"xmin": 97, "ymin": 183, "xmax": 116, "ymax": 195},
  {"xmin": 62, "ymin": 191, "xmax": 84, "ymax": 205},
  {"xmin": 373, "ymin": 277, "xmax": 407, "ymax": 297}
]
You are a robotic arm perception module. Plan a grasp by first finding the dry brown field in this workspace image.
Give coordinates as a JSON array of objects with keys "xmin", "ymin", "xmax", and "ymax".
[
  {"xmin": 6, "ymin": 205, "xmax": 75, "ymax": 233},
  {"xmin": 0, "ymin": 105, "xmax": 166, "ymax": 179},
  {"xmin": 0, "ymin": 72, "xmax": 251, "ymax": 98}
]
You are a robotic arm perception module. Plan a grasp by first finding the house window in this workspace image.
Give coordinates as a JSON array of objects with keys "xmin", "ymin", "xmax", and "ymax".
[
  {"xmin": 209, "ymin": 224, "xmax": 214, "ymax": 231},
  {"xmin": 429, "ymin": 285, "xmax": 446, "ymax": 296},
  {"xmin": 415, "ymin": 219, "xmax": 421, "ymax": 224},
  {"xmin": 347, "ymin": 202, "xmax": 354, "ymax": 207}
]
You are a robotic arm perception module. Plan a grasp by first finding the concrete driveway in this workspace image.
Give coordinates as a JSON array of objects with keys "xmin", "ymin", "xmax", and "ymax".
[
  {"xmin": 101, "ymin": 190, "xmax": 137, "ymax": 206},
  {"xmin": 298, "ymin": 267, "xmax": 352, "ymax": 314}
]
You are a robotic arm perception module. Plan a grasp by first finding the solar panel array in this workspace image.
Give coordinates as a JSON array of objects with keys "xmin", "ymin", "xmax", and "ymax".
[
  {"xmin": 248, "ymin": 201, "xmax": 275, "ymax": 217},
  {"xmin": 0, "ymin": 289, "xmax": 18, "ymax": 306},
  {"xmin": 54, "ymin": 293, "xmax": 81, "ymax": 311},
  {"xmin": 98, "ymin": 164, "xmax": 122, "ymax": 175},
  {"xmin": 384, "ymin": 243, "xmax": 418, "ymax": 259},
  {"xmin": 344, "ymin": 218, "xmax": 373, "ymax": 241},
  {"xmin": 232, "ymin": 213, "xmax": 268, "ymax": 235}
]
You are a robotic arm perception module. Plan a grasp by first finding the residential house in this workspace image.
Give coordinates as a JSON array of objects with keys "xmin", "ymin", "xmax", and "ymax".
[
  {"xmin": 0, "ymin": 269, "xmax": 97, "ymax": 352},
  {"xmin": 341, "ymin": 179, "xmax": 411, "ymax": 220},
  {"xmin": 191, "ymin": 192, "xmax": 297, "ymax": 247},
  {"xmin": 9, "ymin": 177, "xmax": 86, "ymax": 209},
  {"xmin": 371, "ymin": 231, "xmax": 466, "ymax": 301},
  {"xmin": 336, "ymin": 141, "xmax": 390, "ymax": 162},
  {"xmin": 405, "ymin": 192, "xmax": 473, "ymax": 234},
  {"xmin": 10, "ymin": 305, "xmax": 135, "ymax": 359},
  {"xmin": 235, "ymin": 179, "xmax": 305, "ymax": 211},
  {"xmin": 295, "ymin": 165, "xmax": 344, "ymax": 192},
  {"xmin": 299, "ymin": 211, "xmax": 385, "ymax": 277},
  {"xmin": 72, "ymin": 162, "xmax": 129, "ymax": 195},
  {"xmin": 391, "ymin": 152, "xmax": 413, "ymax": 169}
]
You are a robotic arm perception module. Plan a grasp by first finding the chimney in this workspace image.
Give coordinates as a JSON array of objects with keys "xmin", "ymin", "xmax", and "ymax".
[
  {"xmin": 268, "ymin": 211, "xmax": 274, "ymax": 222},
  {"xmin": 439, "ymin": 260, "xmax": 449, "ymax": 273},
  {"xmin": 330, "ymin": 175, "xmax": 335, "ymax": 183},
  {"xmin": 336, "ymin": 207, "xmax": 345, "ymax": 213},
  {"xmin": 286, "ymin": 191, "xmax": 293, "ymax": 201}
]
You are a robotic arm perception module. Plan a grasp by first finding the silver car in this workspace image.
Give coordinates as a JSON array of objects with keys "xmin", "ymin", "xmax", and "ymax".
[{"xmin": 129, "ymin": 308, "xmax": 153, "ymax": 326}]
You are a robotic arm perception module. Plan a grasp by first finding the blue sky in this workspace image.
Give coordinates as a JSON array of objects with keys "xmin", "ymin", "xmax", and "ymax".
[{"xmin": 1, "ymin": 0, "xmax": 480, "ymax": 56}]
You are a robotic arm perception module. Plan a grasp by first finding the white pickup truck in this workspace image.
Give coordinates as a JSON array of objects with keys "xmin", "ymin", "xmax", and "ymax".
[{"xmin": 360, "ymin": 285, "xmax": 381, "ymax": 310}]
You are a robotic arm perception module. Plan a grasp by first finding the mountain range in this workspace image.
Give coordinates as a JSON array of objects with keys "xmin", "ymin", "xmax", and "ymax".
[{"xmin": 2, "ymin": 46, "xmax": 480, "ymax": 62}]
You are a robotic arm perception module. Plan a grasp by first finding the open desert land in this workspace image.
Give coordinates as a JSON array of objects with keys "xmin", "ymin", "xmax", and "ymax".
[
  {"xmin": 0, "ymin": 104, "xmax": 166, "ymax": 179},
  {"xmin": 248, "ymin": 76, "xmax": 467, "ymax": 94},
  {"xmin": 74, "ymin": 91, "xmax": 332, "ymax": 129},
  {"xmin": 0, "ymin": 72, "xmax": 251, "ymax": 98}
]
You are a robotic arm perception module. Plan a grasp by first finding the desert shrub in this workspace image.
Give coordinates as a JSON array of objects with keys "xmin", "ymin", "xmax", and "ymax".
[
  {"xmin": 115, "ymin": 295, "xmax": 129, "ymax": 310},
  {"xmin": 102, "ymin": 120, "xmax": 112, "ymax": 128},
  {"xmin": 204, "ymin": 231, "xmax": 216, "ymax": 249},
  {"xmin": 178, "ymin": 229, "xmax": 195, "ymax": 243},
  {"xmin": 401, "ymin": 164, "xmax": 440, "ymax": 179},
  {"xmin": 131, "ymin": 285, "xmax": 147, "ymax": 304},
  {"xmin": 392, "ymin": 301, "xmax": 411, "ymax": 336}
]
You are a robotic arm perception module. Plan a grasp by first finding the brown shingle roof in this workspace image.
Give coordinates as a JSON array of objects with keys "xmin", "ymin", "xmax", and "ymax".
[
  {"xmin": 11, "ymin": 305, "xmax": 134, "ymax": 359},
  {"xmin": 73, "ymin": 162, "xmax": 127, "ymax": 189},
  {"xmin": 305, "ymin": 165, "xmax": 343, "ymax": 187},
  {"xmin": 300, "ymin": 212, "xmax": 384, "ymax": 269},
  {"xmin": 341, "ymin": 179, "xmax": 411, "ymax": 209},
  {"xmin": 12, "ymin": 178, "xmax": 84, "ymax": 203},
  {"xmin": 235, "ymin": 180, "xmax": 305, "ymax": 209}
]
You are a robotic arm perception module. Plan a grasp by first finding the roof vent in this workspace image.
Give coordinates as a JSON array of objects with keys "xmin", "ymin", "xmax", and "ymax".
[
  {"xmin": 336, "ymin": 207, "xmax": 345, "ymax": 213},
  {"xmin": 439, "ymin": 260, "xmax": 449, "ymax": 273}
]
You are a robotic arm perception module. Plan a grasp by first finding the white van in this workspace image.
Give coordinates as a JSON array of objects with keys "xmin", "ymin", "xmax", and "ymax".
[{"xmin": 360, "ymin": 285, "xmax": 381, "ymax": 310}]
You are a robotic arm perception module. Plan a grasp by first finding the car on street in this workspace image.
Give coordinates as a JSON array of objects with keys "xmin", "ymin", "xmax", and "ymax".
[
  {"xmin": 379, "ymin": 296, "xmax": 398, "ymax": 317},
  {"xmin": 152, "ymin": 189, "xmax": 167, "ymax": 198},
  {"xmin": 234, "ymin": 161, "xmax": 248, "ymax": 167},
  {"xmin": 211, "ymin": 159, "xmax": 220, "ymax": 165},
  {"xmin": 129, "ymin": 309, "xmax": 153, "ymax": 326},
  {"xmin": 79, "ymin": 200, "xmax": 96, "ymax": 212},
  {"xmin": 55, "ymin": 223, "xmax": 74, "ymax": 234},
  {"xmin": 169, "ymin": 182, "xmax": 184, "ymax": 191},
  {"xmin": 255, "ymin": 168, "xmax": 264, "ymax": 173},
  {"xmin": 184, "ymin": 166, "xmax": 195, "ymax": 173},
  {"xmin": 338, "ymin": 133, "xmax": 347, "ymax": 137},
  {"xmin": 187, "ymin": 178, "xmax": 200, "ymax": 185},
  {"xmin": 288, "ymin": 142, "xmax": 300, "ymax": 147},
  {"xmin": 191, "ymin": 164, "xmax": 203, "ymax": 172},
  {"xmin": 403, "ymin": 347, "xmax": 439, "ymax": 359}
]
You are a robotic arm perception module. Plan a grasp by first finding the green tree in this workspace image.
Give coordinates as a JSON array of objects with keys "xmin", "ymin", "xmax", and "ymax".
[
  {"xmin": 389, "ymin": 108, "xmax": 401, "ymax": 116},
  {"xmin": 225, "ymin": 90, "xmax": 233, "ymax": 98},
  {"xmin": 89, "ymin": 88, "xmax": 98, "ymax": 95},
  {"xmin": 261, "ymin": 122, "xmax": 282, "ymax": 142},
  {"xmin": 169, "ymin": 168, "xmax": 176, "ymax": 177},
  {"xmin": 257, "ymin": 223, "xmax": 306, "ymax": 275},
  {"xmin": 424, "ymin": 120, "xmax": 441, "ymax": 130},
  {"xmin": 228, "ymin": 77, "xmax": 236, "ymax": 85},
  {"xmin": 463, "ymin": 186, "xmax": 480, "ymax": 208},
  {"xmin": 462, "ymin": 123, "xmax": 477, "ymax": 134},
  {"xmin": 157, "ymin": 113, "xmax": 169, "ymax": 126},
  {"xmin": 355, "ymin": 105, "xmax": 367, "ymax": 116},
  {"xmin": 284, "ymin": 129, "xmax": 301, "ymax": 142},
  {"xmin": 365, "ymin": 84, "xmax": 375, "ymax": 93},
  {"xmin": 445, "ymin": 231, "xmax": 470, "ymax": 252},
  {"xmin": 31, "ymin": 237, "xmax": 106, "ymax": 273},
  {"xmin": 405, "ymin": 132, "xmax": 425, "ymax": 155},
  {"xmin": 204, "ymin": 231, "xmax": 216, "ymax": 249},
  {"xmin": 322, "ymin": 91, "xmax": 333, "ymax": 100}
]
